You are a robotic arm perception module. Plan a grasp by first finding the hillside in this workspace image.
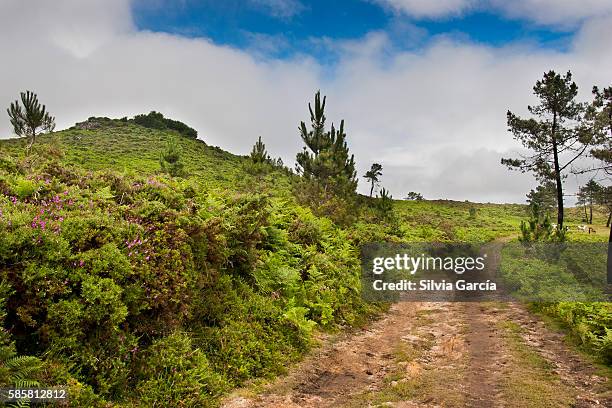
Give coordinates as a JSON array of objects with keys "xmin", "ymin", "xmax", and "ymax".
[{"xmin": 0, "ymin": 119, "xmax": 609, "ymax": 407}]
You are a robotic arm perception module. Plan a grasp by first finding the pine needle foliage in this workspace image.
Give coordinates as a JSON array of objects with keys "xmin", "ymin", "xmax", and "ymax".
[
  {"xmin": 250, "ymin": 136, "xmax": 270, "ymax": 164},
  {"xmin": 363, "ymin": 163, "xmax": 383, "ymax": 197},
  {"xmin": 159, "ymin": 137, "xmax": 185, "ymax": 177},
  {"xmin": 296, "ymin": 91, "xmax": 357, "ymax": 197},
  {"xmin": 7, "ymin": 91, "xmax": 55, "ymax": 153}
]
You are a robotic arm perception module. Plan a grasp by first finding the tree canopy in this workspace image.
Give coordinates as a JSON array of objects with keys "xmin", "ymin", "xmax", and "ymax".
[
  {"xmin": 502, "ymin": 70, "xmax": 590, "ymax": 228},
  {"xmin": 134, "ymin": 111, "xmax": 198, "ymax": 139},
  {"xmin": 296, "ymin": 91, "xmax": 357, "ymax": 196},
  {"xmin": 7, "ymin": 90, "xmax": 55, "ymax": 152},
  {"xmin": 363, "ymin": 163, "xmax": 383, "ymax": 197}
]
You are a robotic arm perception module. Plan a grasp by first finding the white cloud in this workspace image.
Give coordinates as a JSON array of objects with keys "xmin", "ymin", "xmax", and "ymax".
[
  {"xmin": 374, "ymin": 0, "xmax": 612, "ymax": 26},
  {"xmin": 0, "ymin": 0, "xmax": 133, "ymax": 58},
  {"xmin": 372, "ymin": 0, "xmax": 475, "ymax": 18},
  {"xmin": 0, "ymin": 0, "xmax": 610, "ymax": 203},
  {"xmin": 248, "ymin": 0, "xmax": 305, "ymax": 19},
  {"xmin": 491, "ymin": 0, "xmax": 612, "ymax": 26}
]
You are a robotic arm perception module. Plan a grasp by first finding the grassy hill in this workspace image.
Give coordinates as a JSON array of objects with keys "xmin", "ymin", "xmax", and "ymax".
[{"xmin": 0, "ymin": 118, "xmax": 609, "ymax": 406}]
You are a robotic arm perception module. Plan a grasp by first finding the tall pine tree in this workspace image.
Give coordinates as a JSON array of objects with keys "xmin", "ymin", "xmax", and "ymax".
[
  {"xmin": 296, "ymin": 91, "xmax": 357, "ymax": 196},
  {"xmin": 502, "ymin": 71, "xmax": 590, "ymax": 228}
]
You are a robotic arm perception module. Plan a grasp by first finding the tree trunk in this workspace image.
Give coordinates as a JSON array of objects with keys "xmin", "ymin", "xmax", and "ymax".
[
  {"xmin": 583, "ymin": 205, "xmax": 588, "ymax": 222},
  {"xmin": 551, "ymin": 114, "xmax": 564, "ymax": 228},
  {"xmin": 608, "ymin": 118, "xmax": 612, "ymax": 285},
  {"xmin": 608, "ymin": 222, "xmax": 611, "ymax": 285},
  {"xmin": 370, "ymin": 181, "xmax": 374, "ymax": 198},
  {"xmin": 607, "ymin": 211, "xmax": 611, "ymax": 227},
  {"xmin": 25, "ymin": 130, "xmax": 36, "ymax": 156},
  {"xmin": 589, "ymin": 202, "xmax": 593, "ymax": 224}
]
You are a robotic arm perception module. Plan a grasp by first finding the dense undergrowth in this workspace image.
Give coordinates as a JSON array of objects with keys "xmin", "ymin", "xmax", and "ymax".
[{"xmin": 0, "ymin": 119, "xmax": 607, "ymax": 406}]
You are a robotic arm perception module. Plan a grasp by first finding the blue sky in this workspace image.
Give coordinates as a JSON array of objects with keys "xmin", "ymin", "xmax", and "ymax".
[{"xmin": 131, "ymin": 0, "xmax": 574, "ymax": 58}]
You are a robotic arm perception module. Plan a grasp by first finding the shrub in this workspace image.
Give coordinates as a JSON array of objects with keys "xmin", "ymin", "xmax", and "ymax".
[
  {"xmin": 14, "ymin": 178, "xmax": 38, "ymax": 199},
  {"xmin": 135, "ymin": 332, "xmax": 228, "ymax": 407},
  {"xmin": 133, "ymin": 111, "xmax": 197, "ymax": 139}
]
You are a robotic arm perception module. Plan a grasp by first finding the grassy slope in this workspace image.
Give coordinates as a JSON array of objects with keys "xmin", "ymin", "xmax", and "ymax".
[
  {"xmin": 3, "ymin": 119, "xmax": 605, "ymax": 238},
  {"xmin": 0, "ymin": 119, "xmax": 609, "ymax": 406},
  {"xmin": 1, "ymin": 120, "xmax": 254, "ymax": 190},
  {"xmin": 0, "ymin": 119, "xmax": 545, "ymax": 241}
]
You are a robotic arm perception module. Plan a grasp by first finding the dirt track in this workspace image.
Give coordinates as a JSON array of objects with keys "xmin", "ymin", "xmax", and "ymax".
[{"xmin": 222, "ymin": 242, "xmax": 611, "ymax": 407}]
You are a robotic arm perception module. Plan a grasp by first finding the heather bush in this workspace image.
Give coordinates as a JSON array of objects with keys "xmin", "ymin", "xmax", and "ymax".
[{"xmin": 0, "ymin": 157, "xmax": 369, "ymax": 406}]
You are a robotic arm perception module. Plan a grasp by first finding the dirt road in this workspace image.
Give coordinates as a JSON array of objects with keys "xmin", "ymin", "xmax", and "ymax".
[{"xmin": 222, "ymin": 242, "xmax": 611, "ymax": 407}]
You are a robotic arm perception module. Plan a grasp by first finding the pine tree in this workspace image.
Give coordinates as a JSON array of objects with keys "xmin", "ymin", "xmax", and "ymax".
[
  {"xmin": 250, "ymin": 136, "xmax": 269, "ymax": 164},
  {"xmin": 7, "ymin": 91, "xmax": 55, "ymax": 153},
  {"xmin": 589, "ymin": 85, "xmax": 612, "ymax": 174},
  {"xmin": 502, "ymin": 71, "xmax": 590, "ymax": 229},
  {"xmin": 159, "ymin": 138, "xmax": 184, "ymax": 177},
  {"xmin": 296, "ymin": 91, "xmax": 357, "ymax": 196},
  {"xmin": 404, "ymin": 192, "xmax": 424, "ymax": 201},
  {"xmin": 377, "ymin": 187, "xmax": 393, "ymax": 216},
  {"xmin": 363, "ymin": 163, "xmax": 383, "ymax": 197},
  {"xmin": 577, "ymin": 180, "xmax": 601, "ymax": 224},
  {"xmin": 581, "ymin": 84, "xmax": 612, "ymax": 283},
  {"xmin": 526, "ymin": 182, "xmax": 557, "ymax": 220},
  {"xmin": 597, "ymin": 186, "xmax": 612, "ymax": 227}
]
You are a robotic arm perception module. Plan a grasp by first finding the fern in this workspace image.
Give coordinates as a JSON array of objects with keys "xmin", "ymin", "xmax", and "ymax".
[{"xmin": 0, "ymin": 282, "xmax": 43, "ymax": 408}]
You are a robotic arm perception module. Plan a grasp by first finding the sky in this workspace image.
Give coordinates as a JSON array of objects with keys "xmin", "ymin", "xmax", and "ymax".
[{"xmin": 0, "ymin": 0, "xmax": 611, "ymax": 203}]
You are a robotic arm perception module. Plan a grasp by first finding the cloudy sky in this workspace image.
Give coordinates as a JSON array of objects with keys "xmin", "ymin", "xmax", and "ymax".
[{"xmin": 1, "ymin": 0, "xmax": 611, "ymax": 203}]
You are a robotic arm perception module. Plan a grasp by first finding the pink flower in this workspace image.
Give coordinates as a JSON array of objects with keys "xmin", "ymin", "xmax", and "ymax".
[{"xmin": 79, "ymin": 260, "xmax": 84, "ymax": 267}]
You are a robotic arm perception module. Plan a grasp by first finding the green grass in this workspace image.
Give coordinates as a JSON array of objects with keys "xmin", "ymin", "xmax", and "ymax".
[
  {"xmin": 498, "ymin": 321, "xmax": 575, "ymax": 408},
  {"xmin": 0, "ymin": 117, "xmax": 610, "ymax": 407}
]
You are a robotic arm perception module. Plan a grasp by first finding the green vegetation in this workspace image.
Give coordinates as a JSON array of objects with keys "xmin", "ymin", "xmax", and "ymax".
[
  {"xmin": 0, "ymin": 117, "xmax": 531, "ymax": 406},
  {"xmin": 295, "ymin": 91, "xmax": 357, "ymax": 199},
  {"xmin": 133, "ymin": 111, "xmax": 197, "ymax": 139},
  {"xmin": 404, "ymin": 191, "xmax": 423, "ymax": 201},
  {"xmin": 502, "ymin": 70, "xmax": 588, "ymax": 229},
  {"xmin": 363, "ymin": 163, "xmax": 383, "ymax": 198},
  {"xmin": 498, "ymin": 321, "xmax": 575, "ymax": 408},
  {"xmin": 0, "ymin": 83, "xmax": 609, "ymax": 405},
  {"xmin": 500, "ymin": 237, "xmax": 610, "ymax": 363},
  {"xmin": 7, "ymin": 90, "xmax": 55, "ymax": 153},
  {"xmin": 159, "ymin": 137, "xmax": 185, "ymax": 177}
]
